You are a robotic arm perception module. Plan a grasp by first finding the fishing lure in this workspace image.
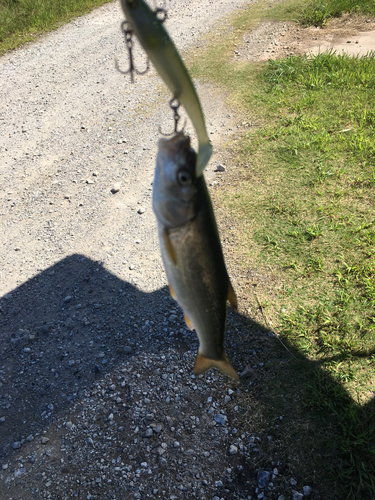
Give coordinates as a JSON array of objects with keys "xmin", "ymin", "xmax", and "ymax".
[{"xmin": 119, "ymin": 0, "xmax": 212, "ymax": 176}]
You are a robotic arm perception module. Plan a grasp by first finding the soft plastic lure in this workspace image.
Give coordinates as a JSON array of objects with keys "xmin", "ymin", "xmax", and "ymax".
[{"xmin": 119, "ymin": 0, "xmax": 212, "ymax": 176}]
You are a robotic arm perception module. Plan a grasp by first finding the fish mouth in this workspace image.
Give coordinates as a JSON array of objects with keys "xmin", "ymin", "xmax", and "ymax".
[{"xmin": 158, "ymin": 132, "xmax": 191, "ymax": 156}]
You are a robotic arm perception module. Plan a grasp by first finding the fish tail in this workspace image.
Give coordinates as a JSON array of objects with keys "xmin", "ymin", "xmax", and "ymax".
[{"xmin": 194, "ymin": 351, "xmax": 239, "ymax": 381}]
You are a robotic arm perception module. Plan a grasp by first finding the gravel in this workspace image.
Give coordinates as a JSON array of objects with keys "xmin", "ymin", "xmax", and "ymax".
[{"xmin": 0, "ymin": 0, "xmax": 319, "ymax": 498}]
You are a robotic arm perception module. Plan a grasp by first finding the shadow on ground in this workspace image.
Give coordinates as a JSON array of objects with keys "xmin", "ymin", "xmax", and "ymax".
[{"xmin": 0, "ymin": 254, "xmax": 373, "ymax": 498}]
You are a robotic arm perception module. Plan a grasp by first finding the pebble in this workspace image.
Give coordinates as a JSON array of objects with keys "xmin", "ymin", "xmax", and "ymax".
[
  {"xmin": 216, "ymin": 164, "xmax": 226, "ymax": 172},
  {"xmin": 26, "ymin": 434, "xmax": 34, "ymax": 442},
  {"xmin": 86, "ymin": 437, "xmax": 94, "ymax": 447},
  {"xmin": 111, "ymin": 183, "xmax": 121, "ymax": 194},
  {"xmin": 215, "ymin": 480, "xmax": 223, "ymax": 487},
  {"xmin": 229, "ymin": 445, "xmax": 238, "ymax": 455},
  {"xmin": 290, "ymin": 477, "xmax": 297, "ymax": 486},
  {"xmin": 137, "ymin": 207, "xmax": 146, "ymax": 214},
  {"xmin": 257, "ymin": 470, "xmax": 270, "ymax": 489},
  {"xmin": 292, "ymin": 491, "xmax": 304, "ymax": 500},
  {"xmin": 41, "ymin": 437, "xmax": 50, "ymax": 444},
  {"xmin": 240, "ymin": 365, "xmax": 253, "ymax": 378},
  {"xmin": 303, "ymin": 485, "xmax": 312, "ymax": 496},
  {"xmin": 14, "ymin": 468, "xmax": 26, "ymax": 477},
  {"xmin": 143, "ymin": 428, "xmax": 153, "ymax": 438},
  {"xmin": 12, "ymin": 441, "xmax": 22, "ymax": 449},
  {"xmin": 2, "ymin": 464, "xmax": 8, "ymax": 470},
  {"xmin": 214, "ymin": 414, "xmax": 227, "ymax": 426},
  {"xmin": 0, "ymin": 417, "xmax": 5, "ymax": 423}
]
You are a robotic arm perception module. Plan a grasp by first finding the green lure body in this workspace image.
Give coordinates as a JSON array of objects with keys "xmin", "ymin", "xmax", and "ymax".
[{"xmin": 120, "ymin": 0, "xmax": 212, "ymax": 176}]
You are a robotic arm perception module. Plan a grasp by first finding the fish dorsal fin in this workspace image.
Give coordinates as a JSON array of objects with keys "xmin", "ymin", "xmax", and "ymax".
[
  {"xmin": 194, "ymin": 351, "xmax": 239, "ymax": 381},
  {"xmin": 184, "ymin": 313, "xmax": 194, "ymax": 331},
  {"xmin": 227, "ymin": 280, "xmax": 237, "ymax": 311},
  {"xmin": 168, "ymin": 283, "xmax": 176, "ymax": 300},
  {"xmin": 163, "ymin": 228, "xmax": 177, "ymax": 265}
]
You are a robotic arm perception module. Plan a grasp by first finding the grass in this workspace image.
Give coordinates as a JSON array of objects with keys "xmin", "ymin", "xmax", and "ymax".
[
  {"xmin": 302, "ymin": 0, "xmax": 375, "ymax": 26},
  {"xmin": 191, "ymin": 1, "xmax": 375, "ymax": 498},
  {"xmin": 0, "ymin": 0, "xmax": 114, "ymax": 56}
]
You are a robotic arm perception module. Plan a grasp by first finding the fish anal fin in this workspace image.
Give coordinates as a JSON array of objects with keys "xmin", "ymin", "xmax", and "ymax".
[
  {"xmin": 194, "ymin": 351, "xmax": 239, "ymax": 381},
  {"xmin": 168, "ymin": 283, "xmax": 176, "ymax": 300},
  {"xmin": 184, "ymin": 313, "xmax": 194, "ymax": 331},
  {"xmin": 163, "ymin": 228, "xmax": 177, "ymax": 265},
  {"xmin": 227, "ymin": 280, "xmax": 237, "ymax": 311}
]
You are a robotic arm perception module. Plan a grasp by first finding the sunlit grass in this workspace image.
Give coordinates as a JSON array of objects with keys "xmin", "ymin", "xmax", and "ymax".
[
  {"xmin": 302, "ymin": 0, "xmax": 375, "ymax": 26},
  {"xmin": 0, "ymin": 0, "xmax": 113, "ymax": 55}
]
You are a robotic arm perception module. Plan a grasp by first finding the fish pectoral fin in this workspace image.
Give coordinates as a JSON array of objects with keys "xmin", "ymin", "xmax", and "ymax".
[
  {"xmin": 227, "ymin": 280, "xmax": 238, "ymax": 311},
  {"xmin": 193, "ymin": 351, "xmax": 239, "ymax": 381},
  {"xmin": 184, "ymin": 313, "xmax": 194, "ymax": 331},
  {"xmin": 163, "ymin": 228, "xmax": 177, "ymax": 265},
  {"xmin": 168, "ymin": 283, "xmax": 176, "ymax": 300}
]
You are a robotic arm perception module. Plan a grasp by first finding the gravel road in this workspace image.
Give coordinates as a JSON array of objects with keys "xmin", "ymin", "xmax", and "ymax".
[{"xmin": 0, "ymin": 1, "xmax": 314, "ymax": 499}]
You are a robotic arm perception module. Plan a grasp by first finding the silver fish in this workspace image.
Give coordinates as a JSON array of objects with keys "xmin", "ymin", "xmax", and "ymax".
[
  {"xmin": 119, "ymin": 0, "xmax": 212, "ymax": 176},
  {"xmin": 152, "ymin": 132, "xmax": 239, "ymax": 380}
]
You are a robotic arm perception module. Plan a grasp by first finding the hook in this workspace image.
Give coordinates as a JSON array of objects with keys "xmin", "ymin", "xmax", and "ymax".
[
  {"xmin": 159, "ymin": 98, "xmax": 186, "ymax": 137},
  {"xmin": 116, "ymin": 21, "xmax": 149, "ymax": 83}
]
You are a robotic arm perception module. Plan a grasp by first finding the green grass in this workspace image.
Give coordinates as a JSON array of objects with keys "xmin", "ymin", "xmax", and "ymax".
[
  {"xmin": 0, "ymin": 0, "xmax": 113, "ymax": 55},
  {"xmin": 235, "ymin": 52, "xmax": 375, "ymax": 497},
  {"xmin": 302, "ymin": 0, "xmax": 375, "ymax": 26},
  {"xmin": 191, "ymin": 1, "xmax": 375, "ymax": 497}
]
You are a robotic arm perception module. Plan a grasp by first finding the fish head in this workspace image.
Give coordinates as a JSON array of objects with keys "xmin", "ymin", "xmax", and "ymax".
[{"xmin": 153, "ymin": 133, "xmax": 198, "ymax": 228}]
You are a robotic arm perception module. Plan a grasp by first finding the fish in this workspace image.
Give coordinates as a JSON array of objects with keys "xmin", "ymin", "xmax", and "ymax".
[
  {"xmin": 152, "ymin": 132, "xmax": 239, "ymax": 381},
  {"xmin": 119, "ymin": 0, "xmax": 212, "ymax": 176}
]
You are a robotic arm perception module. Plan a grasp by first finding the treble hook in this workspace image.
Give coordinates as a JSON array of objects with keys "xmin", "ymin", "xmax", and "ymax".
[
  {"xmin": 115, "ymin": 21, "xmax": 150, "ymax": 83},
  {"xmin": 159, "ymin": 98, "xmax": 186, "ymax": 136}
]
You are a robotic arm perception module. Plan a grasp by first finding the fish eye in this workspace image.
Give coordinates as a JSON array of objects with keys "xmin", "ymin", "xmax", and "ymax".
[{"xmin": 177, "ymin": 170, "xmax": 192, "ymax": 186}]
